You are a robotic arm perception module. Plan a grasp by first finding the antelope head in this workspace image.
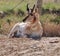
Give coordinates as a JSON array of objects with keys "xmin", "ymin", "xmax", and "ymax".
[{"xmin": 23, "ymin": 4, "xmax": 37, "ymax": 23}]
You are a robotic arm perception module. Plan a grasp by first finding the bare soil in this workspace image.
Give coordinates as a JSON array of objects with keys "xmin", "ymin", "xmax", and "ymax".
[{"xmin": 0, "ymin": 35, "xmax": 60, "ymax": 56}]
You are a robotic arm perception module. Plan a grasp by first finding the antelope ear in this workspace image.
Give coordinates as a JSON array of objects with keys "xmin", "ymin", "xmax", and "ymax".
[
  {"xmin": 31, "ymin": 4, "xmax": 35, "ymax": 12},
  {"xmin": 27, "ymin": 4, "xmax": 29, "ymax": 12}
]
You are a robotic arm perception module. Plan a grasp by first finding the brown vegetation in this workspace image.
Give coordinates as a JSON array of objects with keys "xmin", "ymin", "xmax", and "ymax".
[
  {"xmin": 43, "ymin": 22, "xmax": 60, "ymax": 37},
  {"xmin": 1, "ymin": 22, "xmax": 60, "ymax": 37}
]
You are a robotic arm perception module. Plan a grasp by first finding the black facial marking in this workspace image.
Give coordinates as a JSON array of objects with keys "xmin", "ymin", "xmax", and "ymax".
[
  {"xmin": 23, "ymin": 15, "xmax": 29, "ymax": 22},
  {"xmin": 22, "ymin": 13, "xmax": 36, "ymax": 22}
]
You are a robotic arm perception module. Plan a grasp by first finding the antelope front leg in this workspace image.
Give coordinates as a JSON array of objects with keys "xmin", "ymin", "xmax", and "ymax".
[{"xmin": 8, "ymin": 23, "xmax": 20, "ymax": 38}]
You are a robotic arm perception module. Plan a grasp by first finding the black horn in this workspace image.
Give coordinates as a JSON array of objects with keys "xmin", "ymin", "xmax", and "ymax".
[
  {"xmin": 27, "ymin": 4, "xmax": 29, "ymax": 12},
  {"xmin": 31, "ymin": 4, "xmax": 35, "ymax": 12}
]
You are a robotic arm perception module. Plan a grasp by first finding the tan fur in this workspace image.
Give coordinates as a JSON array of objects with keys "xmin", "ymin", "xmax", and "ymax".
[{"xmin": 9, "ymin": 5, "xmax": 43, "ymax": 38}]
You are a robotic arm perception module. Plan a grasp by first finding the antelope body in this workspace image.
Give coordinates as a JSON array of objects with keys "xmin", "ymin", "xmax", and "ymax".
[{"xmin": 8, "ymin": 4, "xmax": 43, "ymax": 39}]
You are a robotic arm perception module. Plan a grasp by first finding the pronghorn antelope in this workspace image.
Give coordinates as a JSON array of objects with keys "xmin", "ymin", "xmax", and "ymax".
[{"xmin": 8, "ymin": 4, "xmax": 43, "ymax": 39}]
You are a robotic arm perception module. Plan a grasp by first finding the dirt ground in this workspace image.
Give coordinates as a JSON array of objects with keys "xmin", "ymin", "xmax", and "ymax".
[{"xmin": 0, "ymin": 35, "xmax": 60, "ymax": 56}]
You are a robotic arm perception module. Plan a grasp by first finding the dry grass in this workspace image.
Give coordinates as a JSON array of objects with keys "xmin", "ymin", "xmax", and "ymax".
[
  {"xmin": 1, "ymin": 21, "xmax": 60, "ymax": 37},
  {"xmin": 0, "ymin": 21, "xmax": 16, "ymax": 35},
  {"xmin": 43, "ymin": 22, "xmax": 60, "ymax": 37}
]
